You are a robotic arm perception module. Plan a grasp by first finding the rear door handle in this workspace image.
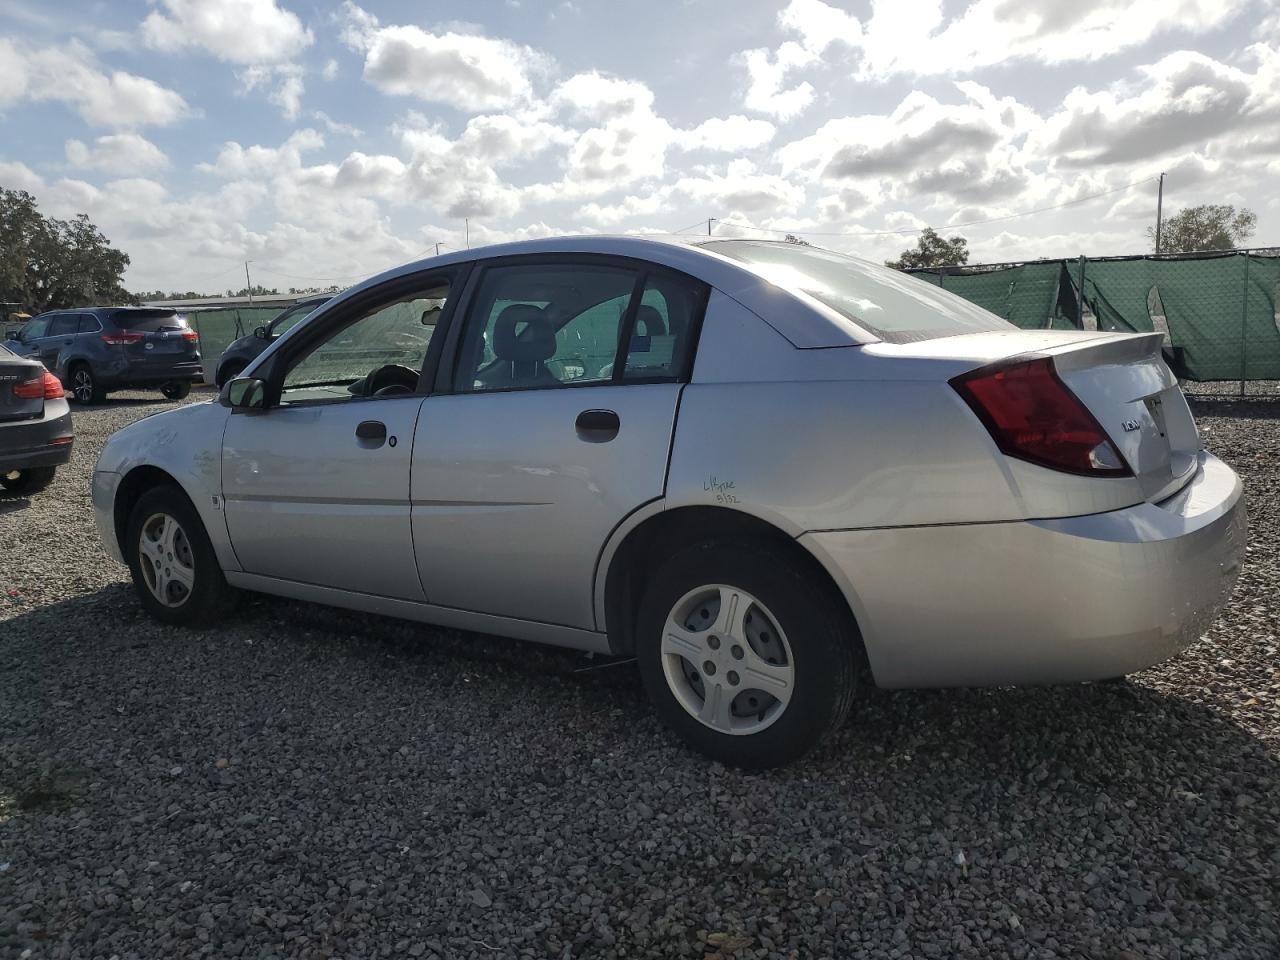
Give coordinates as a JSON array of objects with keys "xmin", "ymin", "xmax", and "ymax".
[
  {"xmin": 576, "ymin": 408, "xmax": 620, "ymax": 442},
  {"xmin": 356, "ymin": 420, "xmax": 387, "ymax": 447}
]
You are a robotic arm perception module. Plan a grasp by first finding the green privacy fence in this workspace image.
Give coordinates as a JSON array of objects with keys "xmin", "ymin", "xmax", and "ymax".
[{"xmin": 907, "ymin": 250, "xmax": 1280, "ymax": 382}]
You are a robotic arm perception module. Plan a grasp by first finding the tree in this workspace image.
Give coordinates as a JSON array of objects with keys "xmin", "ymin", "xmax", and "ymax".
[
  {"xmin": 886, "ymin": 227, "xmax": 969, "ymax": 269},
  {"xmin": 1150, "ymin": 204, "xmax": 1256, "ymax": 253},
  {"xmin": 783, "ymin": 234, "xmax": 811, "ymax": 245},
  {"xmin": 0, "ymin": 188, "xmax": 133, "ymax": 311}
]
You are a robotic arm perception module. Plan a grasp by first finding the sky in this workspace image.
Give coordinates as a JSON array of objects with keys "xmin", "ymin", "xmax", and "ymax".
[{"xmin": 1, "ymin": 0, "xmax": 1278, "ymax": 293}]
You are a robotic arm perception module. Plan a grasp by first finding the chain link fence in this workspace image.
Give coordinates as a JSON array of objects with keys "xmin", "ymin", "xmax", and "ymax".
[{"xmin": 907, "ymin": 249, "xmax": 1280, "ymax": 396}]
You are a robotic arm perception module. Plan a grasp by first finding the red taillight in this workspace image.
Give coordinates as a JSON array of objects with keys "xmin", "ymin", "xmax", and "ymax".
[
  {"xmin": 101, "ymin": 332, "xmax": 144, "ymax": 345},
  {"xmin": 951, "ymin": 357, "xmax": 1130, "ymax": 477},
  {"xmin": 181, "ymin": 330, "xmax": 199, "ymax": 343},
  {"xmin": 13, "ymin": 371, "xmax": 64, "ymax": 400}
]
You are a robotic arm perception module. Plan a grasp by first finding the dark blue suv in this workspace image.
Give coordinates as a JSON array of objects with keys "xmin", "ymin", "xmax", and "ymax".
[{"xmin": 3, "ymin": 307, "xmax": 203, "ymax": 404}]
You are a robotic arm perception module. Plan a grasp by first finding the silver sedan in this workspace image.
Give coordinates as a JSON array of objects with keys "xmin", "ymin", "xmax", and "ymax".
[{"xmin": 92, "ymin": 237, "xmax": 1245, "ymax": 767}]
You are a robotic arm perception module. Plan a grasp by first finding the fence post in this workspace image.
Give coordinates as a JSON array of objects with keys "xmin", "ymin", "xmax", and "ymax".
[
  {"xmin": 1076, "ymin": 255, "xmax": 1086, "ymax": 331},
  {"xmin": 1239, "ymin": 253, "xmax": 1250, "ymax": 398}
]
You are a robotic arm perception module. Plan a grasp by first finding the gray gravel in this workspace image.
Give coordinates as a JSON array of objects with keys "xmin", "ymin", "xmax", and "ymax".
[{"xmin": 2, "ymin": 387, "xmax": 1278, "ymax": 960}]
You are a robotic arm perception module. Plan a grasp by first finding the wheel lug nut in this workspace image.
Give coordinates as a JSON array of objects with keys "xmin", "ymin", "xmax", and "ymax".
[
  {"xmin": 727, "ymin": 671, "xmax": 740, "ymax": 686},
  {"xmin": 707, "ymin": 635, "xmax": 720, "ymax": 650},
  {"xmin": 703, "ymin": 661, "xmax": 716, "ymax": 676},
  {"xmin": 731, "ymin": 645, "xmax": 744, "ymax": 660}
]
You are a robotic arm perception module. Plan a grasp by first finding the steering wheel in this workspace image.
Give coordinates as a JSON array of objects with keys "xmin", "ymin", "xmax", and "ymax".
[{"xmin": 356, "ymin": 363, "xmax": 420, "ymax": 397}]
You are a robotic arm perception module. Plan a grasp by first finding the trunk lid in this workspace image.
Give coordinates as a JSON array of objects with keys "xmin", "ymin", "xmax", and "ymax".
[
  {"xmin": 0, "ymin": 349, "xmax": 44, "ymax": 422},
  {"xmin": 1046, "ymin": 332, "xmax": 1199, "ymax": 502}
]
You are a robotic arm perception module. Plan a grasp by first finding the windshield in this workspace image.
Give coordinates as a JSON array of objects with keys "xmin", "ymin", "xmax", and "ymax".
[{"xmin": 703, "ymin": 240, "xmax": 1014, "ymax": 344}]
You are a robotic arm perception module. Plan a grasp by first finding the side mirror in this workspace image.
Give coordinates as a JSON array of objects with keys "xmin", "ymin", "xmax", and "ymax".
[
  {"xmin": 253, "ymin": 325, "xmax": 269, "ymax": 340},
  {"xmin": 221, "ymin": 376, "xmax": 268, "ymax": 410},
  {"xmin": 3, "ymin": 328, "xmax": 20, "ymax": 341}
]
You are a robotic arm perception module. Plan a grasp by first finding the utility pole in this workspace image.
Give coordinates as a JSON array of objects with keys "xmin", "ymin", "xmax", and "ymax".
[
  {"xmin": 1154, "ymin": 172, "xmax": 1165, "ymax": 255},
  {"xmin": 244, "ymin": 261, "xmax": 254, "ymax": 305},
  {"xmin": 465, "ymin": 218, "xmax": 470, "ymax": 249},
  {"xmin": 435, "ymin": 242, "xmax": 442, "ymax": 256},
  {"xmin": 707, "ymin": 218, "xmax": 716, "ymax": 236}
]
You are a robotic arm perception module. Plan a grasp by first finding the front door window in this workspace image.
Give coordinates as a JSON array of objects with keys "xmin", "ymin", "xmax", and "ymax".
[{"xmin": 279, "ymin": 281, "xmax": 451, "ymax": 405}]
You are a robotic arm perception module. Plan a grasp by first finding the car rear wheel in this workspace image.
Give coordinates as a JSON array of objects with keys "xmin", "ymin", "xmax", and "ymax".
[
  {"xmin": 161, "ymin": 381, "xmax": 192, "ymax": 400},
  {"xmin": 68, "ymin": 363, "xmax": 105, "ymax": 404},
  {"xmin": 125, "ymin": 484, "xmax": 236, "ymax": 627},
  {"xmin": 0, "ymin": 466, "xmax": 55, "ymax": 496},
  {"xmin": 635, "ymin": 540, "xmax": 858, "ymax": 769}
]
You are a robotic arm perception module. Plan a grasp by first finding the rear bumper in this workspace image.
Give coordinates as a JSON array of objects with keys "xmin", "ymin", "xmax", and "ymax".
[
  {"xmin": 98, "ymin": 358, "xmax": 204, "ymax": 388},
  {"xmin": 0, "ymin": 405, "xmax": 74, "ymax": 472},
  {"xmin": 803, "ymin": 450, "xmax": 1246, "ymax": 688}
]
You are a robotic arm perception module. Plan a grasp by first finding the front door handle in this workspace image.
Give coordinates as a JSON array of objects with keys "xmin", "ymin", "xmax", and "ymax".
[
  {"xmin": 575, "ymin": 408, "xmax": 620, "ymax": 443},
  {"xmin": 356, "ymin": 420, "xmax": 387, "ymax": 447}
]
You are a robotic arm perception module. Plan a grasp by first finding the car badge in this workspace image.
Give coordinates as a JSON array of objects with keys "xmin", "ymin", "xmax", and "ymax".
[
  {"xmin": 1121, "ymin": 419, "xmax": 1140, "ymax": 432},
  {"xmin": 145, "ymin": 342, "xmax": 155, "ymax": 350}
]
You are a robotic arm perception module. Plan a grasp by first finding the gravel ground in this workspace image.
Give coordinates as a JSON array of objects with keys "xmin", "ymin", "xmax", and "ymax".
[{"xmin": 1, "ymin": 387, "xmax": 1278, "ymax": 960}]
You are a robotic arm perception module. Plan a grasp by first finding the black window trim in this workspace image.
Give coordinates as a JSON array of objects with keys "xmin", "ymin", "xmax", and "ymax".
[
  {"xmin": 434, "ymin": 252, "xmax": 711, "ymax": 397},
  {"xmin": 241, "ymin": 263, "xmax": 470, "ymax": 411}
]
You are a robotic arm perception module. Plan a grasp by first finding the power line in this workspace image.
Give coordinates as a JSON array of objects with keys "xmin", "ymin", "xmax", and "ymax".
[{"xmin": 717, "ymin": 176, "xmax": 1160, "ymax": 238}]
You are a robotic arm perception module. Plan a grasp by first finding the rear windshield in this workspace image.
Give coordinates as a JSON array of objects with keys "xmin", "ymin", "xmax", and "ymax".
[
  {"xmin": 112, "ymin": 309, "xmax": 188, "ymax": 332},
  {"xmin": 703, "ymin": 240, "xmax": 1014, "ymax": 344}
]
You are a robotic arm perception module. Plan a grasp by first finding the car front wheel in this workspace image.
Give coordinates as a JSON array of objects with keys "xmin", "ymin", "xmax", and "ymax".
[
  {"xmin": 636, "ymin": 540, "xmax": 858, "ymax": 769},
  {"xmin": 125, "ymin": 485, "xmax": 235, "ymax": 627}
]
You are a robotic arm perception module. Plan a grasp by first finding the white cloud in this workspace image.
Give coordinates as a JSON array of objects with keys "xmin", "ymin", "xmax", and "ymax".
[
  {"xmin": 312, "ymin": 110, "xmax": 363, "ymax": 137},
  {"xmin": 740, "ymin": 44, "xmax": 815, "ymax": 121},
  {"xmin": 141, "ymin": 0, "xmax": 313, "ymax": 64},
  {"xmin": 239, "ymin": 64, "xmax": 306, "ymax": 120},
  {"xmin": 342, "ymin": 3, "xmax": 541, "ymax": 111},
  {"xmin": 680, "ymin": 115, "xmax": 776, "ymax": 152},
  {"xmin": 1035, "ymin": 47, "xmax": 1280, "ymax": 167},
  {"xmin": 752, "ymin": 0, "xmax": 1250, "ymax": 83},
  {"xmin": 65, "ymin": 134, "xmax": 170, "ymax": 174},
  {"xmin": 0, "ymin": 37, "xmax": 191, "ymax": 128}
]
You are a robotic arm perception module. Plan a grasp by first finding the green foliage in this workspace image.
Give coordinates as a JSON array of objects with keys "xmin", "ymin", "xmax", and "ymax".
[
  {"xmin": 886, "ymin": 227, "xmax": 970, "ymax": 269},
  {"xmin": 0, "ymin": 188, "xmax": 133, "ymax": 311},
  {"xmin": 1150, "ymin": 204, "xmax": 1257, "ymax": 253}
]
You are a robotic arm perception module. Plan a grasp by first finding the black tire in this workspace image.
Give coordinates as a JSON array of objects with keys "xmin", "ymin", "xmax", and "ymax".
[
  {"xmin": 0, "ymin": 466, "xmax": 55, "ymax": 496},
  {"xmin": 215, "ymin": 359, "xmax": 246, "ymax": 388},
  {"xmin": 125, "ymin": 484, "xmax": 236, "ymax": 627},
  {"xmin": 68, "ymin": 363, "xmax": 105, "ymax": 404},
  {"xmin": 161, "ymin": 381, "xmax": 192, "ymax": 400},
  {"xmin": 635, "ymin": 540, "xmax": 858, "ymax": 769}
]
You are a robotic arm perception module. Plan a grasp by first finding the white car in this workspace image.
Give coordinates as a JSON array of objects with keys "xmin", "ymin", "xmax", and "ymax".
[{"xmin": 92, "ymin": 237, "xmax": 1245, "ymax": 767}]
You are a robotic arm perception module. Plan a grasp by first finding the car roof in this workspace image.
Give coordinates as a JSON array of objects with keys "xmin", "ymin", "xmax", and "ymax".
[{"xmin": 329, "ymin": 235, "xmax": 876, "ymax": 349}]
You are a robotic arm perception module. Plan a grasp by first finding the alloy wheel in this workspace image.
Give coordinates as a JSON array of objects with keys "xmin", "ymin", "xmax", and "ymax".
[
  {"xmin": 72, "ymin": 368, "xmax": 94, "ymax": 403},
  {"xmin": 137, "ymin": 512, "xmax": 196, "ymax": 608},
  {"xmin": 660, "ymin": 583, "xmax": 795, "ymax": 736}
]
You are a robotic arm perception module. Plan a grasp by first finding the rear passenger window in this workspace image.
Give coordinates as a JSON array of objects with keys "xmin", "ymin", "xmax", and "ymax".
[
  {"xmin": 455, "ymin": 261, "xmax": 708, "ymax": 393},
  {"xmin": 77, "ymin": 315, "xmax": 100, "ymax": 334},
  {"xmin": 48, "ymin": 315, "xmax": 79, "ymax": 337}
]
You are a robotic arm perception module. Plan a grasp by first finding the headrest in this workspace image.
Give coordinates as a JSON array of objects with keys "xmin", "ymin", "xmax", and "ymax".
[
  {"xmin": 493, "ymin": 304, "xmax": 556, "ymax": 362},
  {"xmin": 634, "ymin": 304, "xmax": 666, "ymax": 336}
]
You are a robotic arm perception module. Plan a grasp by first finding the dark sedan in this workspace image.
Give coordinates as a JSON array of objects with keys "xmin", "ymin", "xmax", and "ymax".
[
  {"xmin": 0, "ymin": 344, "xmax": 72, "ymax": 495},
  {"xmin": 214, "ymin": 295, "xmax": 331, "ymax": 387}
]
